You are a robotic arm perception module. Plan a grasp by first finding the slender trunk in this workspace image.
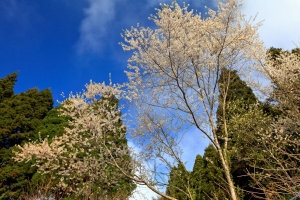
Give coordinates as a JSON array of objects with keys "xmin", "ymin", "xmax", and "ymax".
[{"xmin": 216, "ymin": 143, "xmax": 238, "ymax": 200}]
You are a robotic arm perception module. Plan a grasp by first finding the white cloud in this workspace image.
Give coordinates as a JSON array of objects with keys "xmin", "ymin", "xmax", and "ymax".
[
  {"xmin": 127, "ymin": 141, "xmax": 159, "ymax": 200},
  {"xmin": 76, "ymin": 0, "xmax": 117, "ymax": 54},
  {"xmin": 130, "ymin": 184, "xmax": 159, "ymax": 200},
  {"xmin": 241, "ymin": 0, "xmax": 300, "ymax": 50}
]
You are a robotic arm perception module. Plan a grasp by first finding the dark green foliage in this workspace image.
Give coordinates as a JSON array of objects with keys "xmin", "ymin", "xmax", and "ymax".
[
  {"xmin": 199, "ymin": 144, "xmax": 227, "ymax": 200},
  {"xmin": 30, "ymin": 96, "xmax": 136, "ymax": 199},
  {"xmin": 191, "ymin": 155, "xmax": 204, "ymax": 200},
  {"xmin": 0, "ymin": 73, "xmax": 53, "ymax": 199},
  {"xmin": 0, "ymin": 72, "xmax": 17, "ymax": 102},
  {"xmin": 216, "ymin": 68, "xmax": 257, "ymax": 137},
  {"xmin": 31, "ymin": 105, "xmax": 70, "ymax": 141},
  {"xmin": 166, "ymin": 162, "xmax": 191, "ymax": 200},
  {"xmin": 0, "ymin": 88, "xmax": 53, "ymax": 146},
  {"xmin": 83, "ymin": 96, "xmax": 136, "ymax": 198},
  {"xmin": 216, "ymin": 68, "xmax": 262, "ymax": 199},
  {"xmin": 21, "ymin": 106, "xmax": 70, "ymax": 198},
  {"xmin": 165, "ymin": 145, "xmax": 228, "ymax": 200}
]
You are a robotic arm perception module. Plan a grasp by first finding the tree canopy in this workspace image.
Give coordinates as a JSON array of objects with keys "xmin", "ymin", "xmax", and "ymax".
[{"xmin": 0, "ymin": 73, "xmax": 53, "ymax": 199}]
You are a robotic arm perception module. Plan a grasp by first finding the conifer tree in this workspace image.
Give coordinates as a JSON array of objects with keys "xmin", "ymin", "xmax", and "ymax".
[
  {"xmin": 164, "ymin": 69, "xmax": 266, "ymax": 199},
  {"xmin": 0, "ymin": 73, "xmax": 53, "ymax": 199},
  {"xmin": 191, "ymin": 155, "xmax": 204, "ymax": 200},
  {"xmin": 165, "ymin": 146, "xmax": 227, "ymax": 200},
  {"xmin": 121, "ymin": 0, "xmax": 265, "ymax": 198},
  {"xmin": 166, "ymin": 162, "xmax": 191, "ymax": 200},
  {"xmin": 22, "ymin": 105, "xmax": 70, "ymax": 198},
  {"xmin": 200, "ymin": 144, "xmax": 227, "ymax": 200},
  {"xmin": 216, "ymin": 68, "xmax": 271, "ymax": 199},
  {"xmin": 216, "ymin": 68, "xmax": 255, "ymax": 194},
  {"xmin": 0, "ymin": 72, "xmax": 17, "ymax": 101}
]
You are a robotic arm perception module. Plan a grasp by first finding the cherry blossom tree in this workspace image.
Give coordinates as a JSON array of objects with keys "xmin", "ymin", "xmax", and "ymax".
[
  {"xmin": 248, "ymin": 49, "xmax": 300, "ymax": 199},
  {"xmin": 121, "ymin": 0, "xmax": 265, "ymax": 199},
  {"xmin": 14, "ymin": 81, "xmax": 136, "ymax": 199},
  {"xmin": 14, "ymin": 0, "xmax": 270, "ymax": 199}
]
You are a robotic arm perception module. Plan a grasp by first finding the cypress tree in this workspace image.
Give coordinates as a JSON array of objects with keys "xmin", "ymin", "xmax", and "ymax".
[
  {"xmin": 0, "ymin": 73, "xmax": 53, "ymax": 199},
  {"xmin": 216, "ymin": 68, "xmax": 266, "ymax": 199},
  {"xmin": 0, "ymin": 72, "xmax": 17, "ymax": 101},
  {"xmin": 200, "ymin": 144, "xmax": 227, "ymax": 200},
  {"xmin": 21, "ymin": 105, "xmax": 70, "ymax": 198},
  {"xmin": 166, "ymin": 162, "xmax": 191, "ymax": 200},
  {"xmin": 191, "ymin": 154, "xmax": 205, "ymax": 200},
  {"xmin": 87, "ymin": 96, "xmax": 136, "ymax": 198}
]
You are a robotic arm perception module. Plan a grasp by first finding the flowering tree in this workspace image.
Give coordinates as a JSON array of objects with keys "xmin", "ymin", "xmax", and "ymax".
[
  {"xmin": 248, "ymin": 48, "xmax": 300, "ymax": 199},
  {"xmin": 121, "ymin": 0, "xmax": 264, "ymax": 199},
  {"xmin": 14, "ymin": 81, "xmax": 136, "ymax": 199}
]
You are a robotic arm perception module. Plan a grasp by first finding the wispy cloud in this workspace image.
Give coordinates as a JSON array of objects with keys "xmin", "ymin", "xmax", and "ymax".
[
  {"xmin": 76, "ymin": 0, "xmax": 118, "ymax": 54},
  {"xmin": 241, "ymin": 0, "xmax": 300, "ymax": 50}
]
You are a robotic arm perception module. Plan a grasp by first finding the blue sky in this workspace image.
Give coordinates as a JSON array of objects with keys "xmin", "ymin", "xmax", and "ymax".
[
  {"xmin": 1, "ymin": 0, "xmax": 300, "ymax": 199},
  {"xmin": 1, "ymin": 0, "xmax": 299, "ymax": 105},
  {"xmin": 0, "ymin": 0, "xmax": 216, "ymax": 106}
]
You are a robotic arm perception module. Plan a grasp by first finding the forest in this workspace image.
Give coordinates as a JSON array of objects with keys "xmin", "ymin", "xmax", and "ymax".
[{"xmin": 0, "ymin": 0, "xmax": 299, "ymax": 199}]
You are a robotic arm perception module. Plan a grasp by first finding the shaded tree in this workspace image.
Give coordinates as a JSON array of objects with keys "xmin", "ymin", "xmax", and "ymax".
[
  {"xmin": 166, "ymin": 162, "xmax": 191, "ymax": 200},
  {"xmin": 216, "ymin": 68, "xmax": 260, "ymax": 199},
  {"xmin": 201, "ymin": 144, "xmax": 228, "ymax": 200},
  {"xmin": 0, "ymin": 73, "xmax": 53, "ymax": 199},
  {"xmin": 0, "ymin": 72, "xmax": 17, "ymax": 102},
  {"xmin": 191, "ymin": 155, "xmax": 204, "ymax": 200}
]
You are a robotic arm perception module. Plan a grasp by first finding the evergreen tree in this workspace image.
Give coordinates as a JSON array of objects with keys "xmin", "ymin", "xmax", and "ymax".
[
  {"xmin": 217, "ymin": 68, "xmax": 258, "ymax": 199},
  {"xmin": 216, "ymin": 68, "xmax": 270, "ymax": 199},
  {"xmin": 191, "ymin": 155, "xmax": 205, "ymax": 200},
  {"xmin": 201, "ymin": 144, "xmax": 227, "ymax": 200},
  {"xmin": 0, "ymin": 72, "xmax": 17, "ymax": 101},
  {"xmin": 216, "ymin": 68, "xmax": 258, "ymax": 141},
  {"xmin": 21, "ymin": 105, "xmax": 70, "ymax": 198},
  {"xmin": 84, "ymin": 96, "xmax": 136, "ymax": 199},
  {"xmin": 0, "ymin": 73, "xmax": 53, "ymax": 199},
  {"xmin": 166, "ymin": 162, "xmax": 191, "ymax": 200},
  {"xmin": 166, "ymin": 146, "xmax": 227, "ymax": 200}
]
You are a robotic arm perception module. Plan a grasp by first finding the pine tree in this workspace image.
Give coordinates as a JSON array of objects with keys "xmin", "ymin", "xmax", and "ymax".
[
  {"xmin": 85, "ymin": 96, "xmax": 136, "ymax": 199},
  {"xmin": 166, "ymin": 146, "xmax": 227, "ymax": 200},
  {"xmin": 0, "ymin": 73, "xmax": 53, "ymax": 199}
]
